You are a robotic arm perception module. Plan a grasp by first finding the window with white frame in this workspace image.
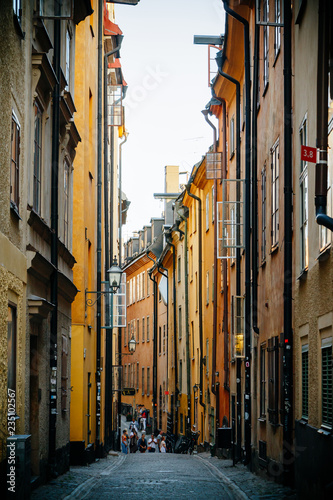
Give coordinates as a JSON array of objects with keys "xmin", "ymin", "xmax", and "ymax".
[
  {"xmin": 11, "ymin": 112, "xmax": 20, "ymax": 210},
  {"xmin": 230, "ymin": 116, "xmax": 235, "ymax": 158},
  {"xmin": 142, "ymin": 317, "xmax": 145, "ymax": 342},
  {"xmin": 179, "ymin": 360, "xmax": 182, "ymax": 393},
  {"xmin": 147, "ymin": 272, "xmax": 150, "ymax": 296},
  {"xmin": 301, "ymin": 344, "xmax": 309, "ymax": 419},
  {"xmin": 63, "ymin": 158, "xmax": 70, "ymax": 248},
  {"xmin": 142, "ymin": 271, "xmax": 145, "ymax": 298},
  {"xmin": 271, "ymin": 140, "xmax": 279, "ymax": 248},
  {"xmin": 65, "ymin": 28, "xmax": 71, "ymax": 90},
  {"xmin": 137, "ymin": 319, "xmax": 140, "ymax": 343},
  {"xmin": 178, "ymin": 306, "xmax": 182, "ymax": 340},
  {"xmin": 159, "ymin": 326, "xmax": 162, "ymax": 355},
  {"xmin": 177, "ymin": 256, "xmax": 181, "ymax": 282},
  {"xmin": 136, "ymin": 363, "xmax": 139, "ymax": 390},
  {"xmin": 321, "ymin": 337, "xmax": 332, "ymax": 428},
  {"xmin": 147, "ymin": 316, "xmax": 150, "ymax": 341},
  {"xmin": 263, "ymin": 0, "xmax": 269, "ymax": 89},
  {"xmin": 261, "ymin": 167, "xmax": 267, "ymax": 261},
  {"xmin": 299, "ymin": 117, "xmax": 308, "ymax": 270},
  {"xmin": 163, "ymin": 324, "xmax": 166, "ymax": 354},
  {"xmin": 274, "ymin": 0, "xmax": 281, "ymax": 58},
  {"xmin": 33, "ymin": 101, "xmax": 42, "ymax": 214},
  {"xmin": 212, "ymin": 185, "xmax": 215, "ymax": 222},
  {"xmin": 142, "ymin": 367, "xmax": 145, "ymax": 395},
  {"xmin": 147, "ymin": 367, "xmax": 150, "ymax": 396},
  {"xmin": 206, "ymin": 271, "xmax": 209, "ymax": 305},
  {"xmin": 206, "ymin": 193, "xmax": 210, "ymax": 230}
]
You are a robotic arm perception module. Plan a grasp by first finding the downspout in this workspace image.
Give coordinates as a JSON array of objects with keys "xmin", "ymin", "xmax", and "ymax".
[
  {"xmin": 315, "ymin": 0, "xmax": 333, "ymax": 230},
  {"xmin": 283, "ymin": 0, "xmax": 294, "ymax": 486},
  {"xmin": 96, "ymin": 0, "xmax": 103, "ymax": 454},
  {"xmin": 165, "ymin": 235, "xmax": 179, "ymax": 436},
  {"xmin": 252, "ymin": 19, "xmax": 260, "ymax": 336},
  {"xmin": 157, "ymin": 263, "xmax": 168, "ymax": 434},
  {"xmin": 186, "ymin": 184, "xmax": 205, "ymax": 412},
  {"xmin": 146, "ymin": 252, "xmax": 159, "ymax": 435},
  {"xmin": 119, "ymin": 133, "xmax": 128, "ymax": 265},
  {"xmin": 49, "ymin": 16, "xmax": 60, "ymax": 472},
  {"xmin": 175, "ymin": 206, "xmax": 191, "ymax": 434},
  {"xmin": 201, "ymin": 112, "xmax": 219, "ymax": 426},
  {"xmin": 103, "ymin": 34, "xmax": 123, "ymax": 452},
  {"xmin": 222, "ymin": 0, "xmax": 252, "ymax": 465},
  {"xmin": 216, "ymin": 50, "xmax": 241, "ymax": 460}
]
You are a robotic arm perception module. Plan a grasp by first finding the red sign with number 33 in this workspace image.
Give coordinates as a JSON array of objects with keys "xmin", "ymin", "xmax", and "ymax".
[{"xmin": 301, "ymin": 145, "xmax": 317, "ymax": 163}]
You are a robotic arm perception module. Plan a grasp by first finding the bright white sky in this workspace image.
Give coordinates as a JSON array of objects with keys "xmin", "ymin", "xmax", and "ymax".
[{"xmin": 114, "ymin": 0, "xmax": 225, "ymax": 241}]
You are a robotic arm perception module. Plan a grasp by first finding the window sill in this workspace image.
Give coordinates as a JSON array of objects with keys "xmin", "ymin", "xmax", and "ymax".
[
  {"xmin": 270, "ymin": 244, "xmax": 279, "ymax": 256},
  {"xmin": 273, "ymin": 48, "xmax": 280, "ymax": 68},
  {"xmin": 10, "ymin": 202, "xmax": 22, "ymax": 221},
  {"xmin": 297, "ymin": 267, "xmax": 308, "ymax": 281},
  {"xmin": 318, "ymin": 426, "xmax": 332, "ymax": 436},
  {"xmin": 317, "ymin": 243, "xmax": 331, "ymax": 262}
]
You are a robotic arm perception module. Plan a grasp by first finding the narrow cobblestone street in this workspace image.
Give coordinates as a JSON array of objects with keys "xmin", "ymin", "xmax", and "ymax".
[{"xmin": 31, "ymin": 452, "xmax": 296, "ymax": 500}]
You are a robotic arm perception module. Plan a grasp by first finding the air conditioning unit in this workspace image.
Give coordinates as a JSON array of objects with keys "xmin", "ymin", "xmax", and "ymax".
[{"xmin": 7, "ymin": 435, "xmax": 31, "ymax": 499}]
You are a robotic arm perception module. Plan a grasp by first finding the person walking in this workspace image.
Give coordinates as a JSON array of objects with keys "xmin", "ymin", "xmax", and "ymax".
[
  {"xmin": 141, "ymin": 408, "xmax": 147, "ymax": 430},
  {"xmin": 121, "ymin": 429, "xmax": 129, "ymax": 454},
  {"xmin": 160, "ymin": 436, "xmax": 166, "ymax": 453},
  {"xmin": 129, "ymin": 417, "xmax": 138, "ymax": 434},
  {"xmin": 138, "ymin": 431, "xmax": 147, "ymax": 453},
  {"xmin": 147, "ymin": 433, "xmax": 157, "ymax": 453},
  {"xmin": 129, "ymin": 429, "xmax": 138, "ymax": 453}
]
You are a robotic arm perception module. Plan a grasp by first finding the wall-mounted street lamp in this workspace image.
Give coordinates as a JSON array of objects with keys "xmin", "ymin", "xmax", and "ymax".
[
  {"xmin": 85, "ymin": 257, "xmax": 123, "ymax": 307},
  {"xmin": 193, "ymin": 384, "xmax": 199, "ymax": 394}
]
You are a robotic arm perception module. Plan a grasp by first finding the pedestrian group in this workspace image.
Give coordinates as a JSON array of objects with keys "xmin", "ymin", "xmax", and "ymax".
[{"xmin": 122, "ymin": 428, "xmax": 167, "ymax": 454}]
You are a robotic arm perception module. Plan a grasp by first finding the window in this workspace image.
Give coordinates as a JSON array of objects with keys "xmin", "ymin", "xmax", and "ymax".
[
  {"xmin": 147, "ymin": 316, "xmax": 150, "ymax": 341},
  {"xmin": 137, "ymin": 319, "xmax": 140, "ymax": 343},
  {"xmin": 159, "ymin": 326, "xmax": 162, "ymax": 355},
  {"xmin": 261, "ymin": 167, "xmax": 267, "ymax": 261},
  {"xmin": 263, "ymin": 0, "xmax": 269, "ymax": 89},
  {"xmin": 321, "ymin": 337, "xmax": 332, "ymax": 428},
  {"xmin": 13, "ymin": 0, "xmax": 23, "ymax": 35},
  {"xmin": 190, "ymin": 246, "xmax": 193, "ymax": 282},
  {"xmin": 230, "ymin": 116, "xmax": 235, "ymax": 158},
  {"xmin": 301, "ymin": 344, "xmax": 309, "ymax": 419},
  {"xmin": 11, "ymin": 112, "xmax": 20, "ymax": 210},
  {"xmin": 147, "ymin": 367, "xmax": 150, "ymax": 396},
  {"xmin": 212, "ymin": 186, "xmax": 215, "ymax": 222},
  {"xmin": 178, "ymin": 256, "xmax": 181, "ymax": 282},
  {"xmin": 260, "ymin": 344, "xmax": 266, "ymax": 417},
  {"xmin": 7, "ymin": 304, "xmax": 17, "ymax": 393},
  {"xmin": 178, "ymin": 306, "xmax": 182, "ymax": 340},
  {"xmin": 274, "ymin": 0, "xmax": 281, "ymax": 58},
  {"xmin": 206, "ymin": 339, "xmax": 209, "ymax": 375},
  {"xmin": 33, "ymin": 102, "xmax": 42, "ymax": 214},
  {"xmin": 147, "ymin": 272, "xmax": 150, "ymax": 296},
  {"xmin": 163, "ymin": 324, "xmax": 166, "ymax": 354},
  {"xmin": 64, "ymin": 158, "xmax": 70, "ymax": 247},
  {"xmin": 179, "ymin": 360, "xmax": 183, "ymax": 393},
  {"xmin": 268, "ymin": 336, "xmax": 279, "ymax": 425},
  {"xmin": 271, "ymin": 140, "xmax": 279, "ymax": 248},
  {"xmin": 124, "ymin": 365, "xmax": 127, "ymax": 388},
  {"xmin": 142, "ymin": 317, "xmax": 145, "ymax": 342},
  {"xmin": 299, "ymin": 117, "xmax": 308, "ymax": 270},
  {"xmin": 142, "ymin": 271, "xmax": 145, "ymax": 298},
  {"xmin": 61, "ymin": 334, "xmax": 68, "ymax": 411},
  {"xmin": 65, "ymin": 28, "xmax": 71, "ymax": 89},
  {"xmin": 206, "ymin": 193, "xmax": 210, "ymax": 230},
  {"xmin": 136, "ymin": 363, "xmax": 139, "ymax": 390},
  {"xmin": 206, "ymin": 271, "xmax": 209, "ymax": 305},
  {"xmin": 142, "ymin": 368, "xmax": 145, "ymax": 395}
]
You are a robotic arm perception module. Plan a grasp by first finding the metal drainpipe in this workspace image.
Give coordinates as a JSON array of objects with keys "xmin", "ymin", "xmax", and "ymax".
[
  {"xmin": 282, "ymin": 0, "xmax": 294, "ymax": 486},
  {"xmin": 157, "ymin": 264, "xmax": 168, "ymax": 433},
  {"xmin": 201, "ymin": 113, "xmax": 219, "ymax": 427},
  {"xmin": 146, "ymin": 252, "xmax": 159, "ymax": 434},
  {"xmin": 315, "ymin": 0, "xmax": 333, "ymax": 230},
  {"xmin": 252, "ymin": 20, "xmax": 259, "ymax": 336},
  {"xmin": 222, "ymin": 0, "xmax": 252, "ymax": 465},
  {"xmin": 175, "ymin": 206, "xmax": 191, "ymax": 434},
  {"xmin": 119, "ymin": 133, "xmax": 128, "ymax": 266},
  {"xmin": 185, "ymin": 185, "xmax": 205, "ymax": 413},
  {"xmin": 216, "ymin": 53, "xmax": 241, "ymax": 460},
  {"xmin": 103, "ymin": 34, "xmax": 123, "ymax": 452},
  {"xmin": 165, "ymin": 235, "xmax": 179, "ymax": 436},
  {"xmin": 49, "ymin": 17, "xmax": 60, "ymax": 472}
]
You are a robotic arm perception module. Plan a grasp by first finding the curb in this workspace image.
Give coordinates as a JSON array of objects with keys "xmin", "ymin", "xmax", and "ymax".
[{"xmin": 195, "ymin": 455, "xmax": 249, "ymax": 500}]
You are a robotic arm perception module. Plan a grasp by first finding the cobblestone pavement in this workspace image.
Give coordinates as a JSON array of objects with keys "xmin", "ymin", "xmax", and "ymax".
[{"xmin": 31, "ymin": 450, "xmax": 297, "ymax": 500}]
